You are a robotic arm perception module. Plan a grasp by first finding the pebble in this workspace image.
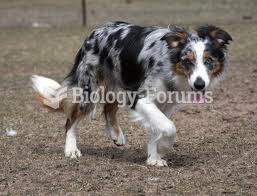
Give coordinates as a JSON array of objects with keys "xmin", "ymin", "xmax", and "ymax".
[{"xmin": 5, "ymin": 128, "xmax": 17, "ymax": 136}]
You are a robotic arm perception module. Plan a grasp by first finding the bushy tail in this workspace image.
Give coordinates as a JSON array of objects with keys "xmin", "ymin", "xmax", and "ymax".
[{"xmin": 31, "ymin": 75, "xmax": 64, "ymax": 110}]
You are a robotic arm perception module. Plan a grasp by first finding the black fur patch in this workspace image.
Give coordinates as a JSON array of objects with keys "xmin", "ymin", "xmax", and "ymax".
[
  {"xmin": 93, "ymin": 39, "xmax": 100, "ymax": 54},
  {"xmin": 113, "ymin": 21, "xmax": 129, "ymax": 25},
  {"xmin": 148, "ymin": 42, "xmax": 156, "ymax": 49},
  {"xmin": 119, "ymin": 26, "xmax": 153, "ymax": 90},
  {"xmin": 157, "ymin": 62, "xmax": 164, "ymax": 67},
  {"xmin": 206, "ymin": 42, "xmax": 225, "ymax": 61},
  {"xmin": 107, "ymin": 29, "xmax": 123, "ymax": 47},
  {"xmin": 148, "ymin": 57, "xmax": 155, "ymax": 68},
  {"xmin": 84, "ymin": 42, "xmax": 92, "ymax": 51},
  {"xmin": 106, "ymin": 57, "xmax": 114, "ymax": 70},
  {"xmin": 88, "ymin": 31, "xmax": 95, "ymax": 40},
  {"xmin": 99, "ymin": 47, "xmax": 109, "ymax": 65}
]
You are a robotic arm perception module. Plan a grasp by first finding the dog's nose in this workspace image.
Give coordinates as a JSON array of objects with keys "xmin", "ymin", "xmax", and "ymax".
[{"xmin": 194, "ymin": 77, "xmax": 205, "ymax": 91}]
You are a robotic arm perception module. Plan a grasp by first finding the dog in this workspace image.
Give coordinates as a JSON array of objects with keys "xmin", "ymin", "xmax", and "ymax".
[{"xmin": 31, "ymin": 21, "xmax": 232, "ymax": 167}]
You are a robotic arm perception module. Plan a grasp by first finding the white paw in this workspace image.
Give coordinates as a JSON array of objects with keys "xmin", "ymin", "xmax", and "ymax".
[
  {"xmin": 146, "ymin": 157, "xmax": 168, "ymax": 167},
  {"xmin": 90, "ymin": 114, "xmax": 97, "ymax": 120},
  {"xmin": 107, "ymin": 127, "xmax": 125, "ymax": 146},
  {"xmin": 114, "ymin": 131, "xmax": 125, "ymax": 146},
  {"xmin": 65, "ymin": 147, "xmax": 82, "ymax": 159}
]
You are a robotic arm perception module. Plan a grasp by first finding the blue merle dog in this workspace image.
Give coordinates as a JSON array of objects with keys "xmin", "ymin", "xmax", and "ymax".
[{"xmin": 31, "ymin": 21, "xmax": 232, "ymax": 166}]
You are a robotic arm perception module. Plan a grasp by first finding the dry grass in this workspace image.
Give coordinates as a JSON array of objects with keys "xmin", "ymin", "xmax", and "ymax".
[
  {"xmin": 0, "ymin": 0, "xmax": 257, "ymax": 195},
  {"xmin": 1, "ymin": 0, "xmax": 257, "ymax": 27}
]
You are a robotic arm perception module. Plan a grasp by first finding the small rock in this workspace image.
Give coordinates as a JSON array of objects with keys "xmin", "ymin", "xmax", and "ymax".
[
  {"xmin": 242, "ymin": 16, "xmax": 252, "ymax": 20},
  {"xmin": 32, "ymin": 22, "xmax": 51, "ymax": 28},
  {"xmin": 125, "ymin": 0, "xmax": 132, "ymax": 4},
  {"xmin": 243, "ymin": 79, "xmax": 250, "ymax": 84},
  {"xmin": 5, "ymin": 128, "xmax": 17, "ymax": 136},
  {"xmin": 249, "ymin": 88, "xmax": 254, "ymax": 93}
]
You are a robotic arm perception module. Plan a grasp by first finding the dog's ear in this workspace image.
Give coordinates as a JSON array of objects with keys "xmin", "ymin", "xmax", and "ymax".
[
  {"xmin": 161, "ymin": 28, "xmax": 188, "ymax": 48},
  {"xmin": 196, "ymin": 25, "xmax": 232, "ymax": 47}
]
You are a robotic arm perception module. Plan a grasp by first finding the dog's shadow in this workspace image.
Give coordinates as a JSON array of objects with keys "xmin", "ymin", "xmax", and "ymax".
[
  {"xmin": 80, "ymin": 145, "xmax": 198, "ymax": 168},
  {"xmin": 81, "ymin": 145, "xmax": 146, "ymax": 164},
  {"xmin": 33, "ymin": 143, "xmax": 198, "ymax": 168}
]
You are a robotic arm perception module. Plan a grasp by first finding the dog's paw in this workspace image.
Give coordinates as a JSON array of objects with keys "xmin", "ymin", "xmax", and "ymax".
[
  {"xmin": 113, "ymin": 131, "xmax": 125, "ymax": 146},
  {"xmin": 108, "ymin": 128, "xmax": 125, "ymax": 146},
  {"xmin": 65, "ymin": 148, "xmax": 82, "ymax": 159},
  {"xmin": 146, "ymin": 157, "xmax": 168, "ymax": 167}
]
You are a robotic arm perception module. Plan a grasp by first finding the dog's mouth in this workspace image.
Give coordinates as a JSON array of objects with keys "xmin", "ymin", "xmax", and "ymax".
[{"xmin": 190, "ymin": 88, "xmax": 205, "ymax": 103}]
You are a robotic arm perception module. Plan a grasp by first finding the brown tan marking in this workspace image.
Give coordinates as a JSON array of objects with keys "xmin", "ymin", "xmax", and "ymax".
[
  {"xmin": 172, "ymin": 51, "xmax": 195, "ymax": 78},
  {"xmin": 163, "ymin": 31, "xmax": 188, "ymax": 48},
  {"xmin": 203, "ymin": 51, "xmax": 210, "ymax": 60},
  {"xmin": 208, "ymin": 62, "xmax": 224, "ymax": 78},
  {"xmin": 172, "ymin": 62, "xmax": 193, "ymax": 78},
  {"xmin": 104, "ymin": 102, "xmax": 123, "ymax": 146},
  {"xmin": 203, "ymin": 51, "xmax": 224, "ymax": 78},
  {"xmin": 185, "ymin": 51, "xmax": 195, "ymax": 62}
]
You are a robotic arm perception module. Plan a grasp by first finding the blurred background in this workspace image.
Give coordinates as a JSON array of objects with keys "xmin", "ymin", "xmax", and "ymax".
[
  {"xmin": 1, "ymin": 0, "xmax": 256, "ymax": 27},
  {"xmin": 0, "ymin": 0, "xmax": 257, "ymax": 195}
]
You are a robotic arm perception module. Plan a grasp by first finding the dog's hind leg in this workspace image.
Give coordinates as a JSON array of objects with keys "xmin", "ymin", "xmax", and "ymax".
[
  {"xmin": 64, "ymin": 115, "xmax": 82, "ymax": 158},
  {"xmin": 64, "ymin": 100, "xmax": 96, "ymax": 158},
  {"xmin": 104, "ymin": 102, "xmax": 125, "ymax": 146},
  {"xmin": 63, "ymin": 101, "xmax": 90, "ymax": 158},
  {"xmin": 90, "ymin": 104, "xmax": 97, "ymax": 120}
]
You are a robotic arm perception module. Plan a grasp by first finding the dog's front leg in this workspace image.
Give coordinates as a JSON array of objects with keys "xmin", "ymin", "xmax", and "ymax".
[{"xmin": 134, "ymin": 98, "xmax": 176, "ymax": 167}]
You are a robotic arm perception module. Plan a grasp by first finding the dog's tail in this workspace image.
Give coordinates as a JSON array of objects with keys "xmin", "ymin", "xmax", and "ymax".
[{"xmin": 31, "ymin": 75, "xmax": 64, "ymax": 111}]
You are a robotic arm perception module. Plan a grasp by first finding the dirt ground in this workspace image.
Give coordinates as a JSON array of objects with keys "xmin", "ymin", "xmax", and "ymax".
[{"xmin": 0, "ymin": 0, "xmax": 257, "ymax": 195}]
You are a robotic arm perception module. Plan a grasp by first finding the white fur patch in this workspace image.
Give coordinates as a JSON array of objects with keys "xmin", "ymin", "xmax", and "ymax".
[
  {"xmin": 105, "ymin": 123, "xmax": 125, "ymax": 146},
  {"xmin": 31, "ymin": 75, "xmax": 61, "ymax": 99},
  {"xmin": 65, "ymin": 120, "xmax": 81, "ymax": 158},
  {"xmin": 146, "ymin": 155, "xmax": 168, "ymax": 167},
  {"xmin": 90, "ymin": 104, "xmax": 97, "ymax": 120},
  {"xmin": 188, "ymin": 41, "xmax": 210, "ymax": 89},
  {"xmin": 134, "ymin": 98, "xmax": 176, "ymax": 136},
  {"xmin": 115, "ymin": 130, "xmax": 125, "ymax": 146},
  {"xmin": 146, "ymin": 139, "xmax": 168, "ymax": 167},
  {"xmin": 31, "ymin": 75, "xmax": 60, "ymax": 92},
  {"xmin": 131, "ymin": 98, "xmax": 176, "ymax": 167}
]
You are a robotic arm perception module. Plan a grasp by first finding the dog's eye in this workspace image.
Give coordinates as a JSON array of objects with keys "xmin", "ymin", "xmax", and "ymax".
[
  {"xmin": 205, "ymin": 58, "xmax": 214, "ymax": 70},
  {"xmin": 182, "ymin": 59, "xmax": 193, "ymax": 68}
]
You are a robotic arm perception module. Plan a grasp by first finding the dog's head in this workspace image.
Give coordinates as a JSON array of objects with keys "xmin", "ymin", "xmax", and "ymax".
[{"xmin": 162, "ymin": 25, "xmax": 232, "ymax": 93}]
